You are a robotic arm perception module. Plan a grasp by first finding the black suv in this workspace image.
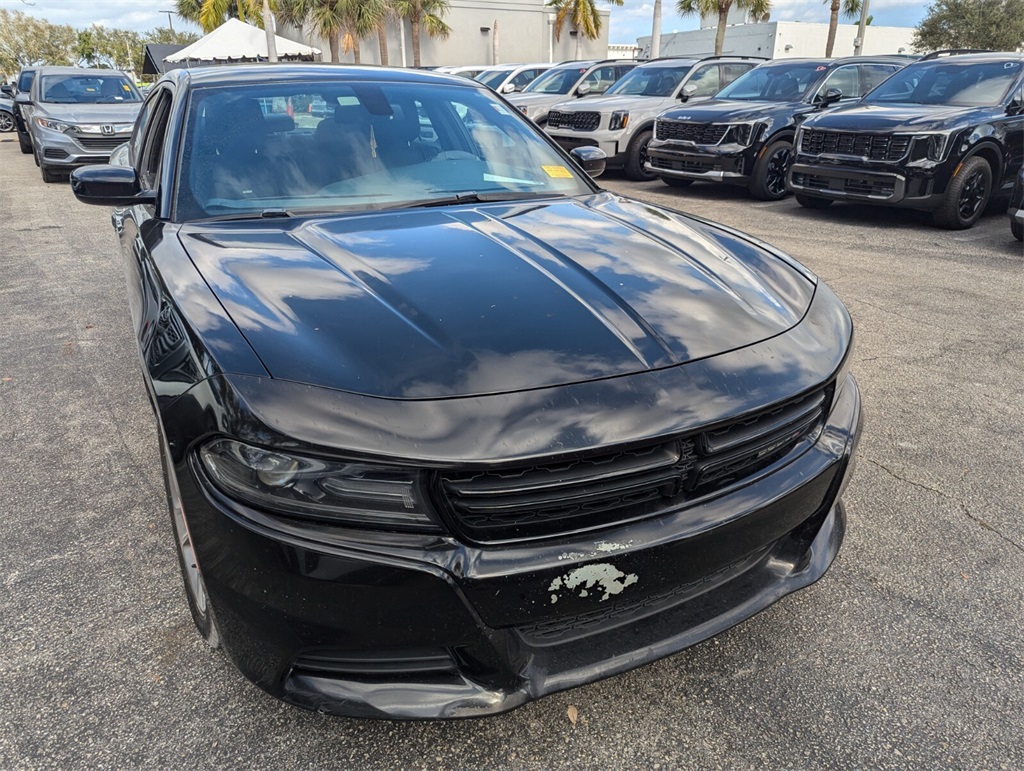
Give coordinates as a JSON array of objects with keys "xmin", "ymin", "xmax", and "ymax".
[
  {"xmin": 12, "ymin": 67, "xmax": 37, "ymax": 155},
  {"xmin": 647, "ymin": 57, "xmax": 907, "ymax": 200},
  {"xmin": 1010, "ymin": 167, "xmax": 1023, "ymax": 241},
  {"xmin": 788, "ymin": 53, "xmax": 1024, "ymax": 229}
]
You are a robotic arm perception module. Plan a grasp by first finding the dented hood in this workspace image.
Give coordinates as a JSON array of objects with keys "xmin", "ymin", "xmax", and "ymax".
[{"xmin": 178, "ymin": 193, "xmax": 815, "ymax": 399}]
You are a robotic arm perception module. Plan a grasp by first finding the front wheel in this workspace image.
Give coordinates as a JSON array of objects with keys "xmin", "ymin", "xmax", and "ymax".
[
  {"xmin": 19, "ymin": 131, "xmax": 32, "ymax": 154},
  {"xmin": 795, "ymin": 193, "xmax": 833, "ymax": 210},
  {"xmin": 40, "ymin": 164, "xmax": 62, "ymax": 183},
  {"xmin": 932, "ymin": 156, "xmax": 992, "ymax": 230},
  {"xmin": 748, "ymin": 139, "xmax": 793, "ymax": 201},
  {"xmin": 1011, "ymin": 217, "xmax": 1023, "ymax": 242},
  {"xmin": 624, "ymin": 129, "xmax": 657, "ymax": 181}
]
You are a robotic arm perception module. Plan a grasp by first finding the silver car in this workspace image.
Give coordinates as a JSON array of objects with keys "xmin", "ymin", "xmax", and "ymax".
[
  {"xmin": 507, "ymin": 60, "xmax": 637, "ymax": 127},
  {"xmin": 25, "ymin": 67, "xmax": 142, "ymax": 183},
  {"xmin": 545, "ymin": 56, "xmax": 762, "ymax": 180}
]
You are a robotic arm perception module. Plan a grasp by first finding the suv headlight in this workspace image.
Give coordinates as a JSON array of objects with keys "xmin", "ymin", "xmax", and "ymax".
[
  {"xmin": 909, "ymin": 132, "xmax": 954, "ymax": 162},
  {"xmin": 609, "ymin": 110, "xmax": 629, "ymax": 131},
  {"xmin": 198, "ymin": 438, "xmax": 438, "ymax": 531},
  {"xmin": 35, "ymin": 117, "xmax": 73, "ymax": 133},
  {"xmin": 727, "ymin": 122, "xmax": 763, "ymax": 146}
]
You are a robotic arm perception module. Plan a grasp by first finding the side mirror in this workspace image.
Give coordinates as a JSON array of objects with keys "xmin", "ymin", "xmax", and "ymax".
[
  {"xmin": 0, "ymin": 84, "xmax": 12, "ymax": 97},
  {"xmin": 71, "ymin": 165, "xmax": 155, "ymax": 207},
  {"xmin": 680, "ymin": 83, "xmax": 698, "ymax": 102},
  {"xmin": 817, "ymin": 87, "xmax": 843, "ymax": 107},
  {"xmin": 569, "ymin": 146, "xmax": 607, "ymax": 179},
  {"xmin": 14, "ymin": 91, "xmax": 32, "ymax": 106},
  {"xmin": 1008, "ymin": 87, "xmax": 1024, "ymax": 116},
  {"xmin": 501, "ymin": 82, "xmax": 517, "ymax": 94},
  {"xmin": 576, "ymin": 82, "xmax": 592, "ymax": 97}
]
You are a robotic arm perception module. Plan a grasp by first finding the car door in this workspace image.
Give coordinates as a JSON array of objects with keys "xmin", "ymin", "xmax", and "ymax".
[{"xmin": 1000, "ymin": 78, "xmax": 1024, "ymax": 191}]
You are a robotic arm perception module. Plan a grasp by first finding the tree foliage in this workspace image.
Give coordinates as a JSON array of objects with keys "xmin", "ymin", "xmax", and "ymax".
[
  {"xmin": 913, "ymin": 0, "xmax": 1024, "ymax": 52},
  {"xmin": 675, "ymin": 0, "xmax": 772, "ymax": 56},
  {"xmin": 393, "ymin": 0, "xmax": 451, "ymax": 67},
  {"xmin": 547, "ymin": 0, "xmax": 623, "ymax": 58}
]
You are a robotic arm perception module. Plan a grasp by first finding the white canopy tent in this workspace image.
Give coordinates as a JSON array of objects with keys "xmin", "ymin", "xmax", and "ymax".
[{"xmin": 164, "ymin": 18, "xmax": 320, "ymax": 65}]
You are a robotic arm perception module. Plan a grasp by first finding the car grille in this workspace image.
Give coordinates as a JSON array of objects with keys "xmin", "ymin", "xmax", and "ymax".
[
  {"xmin": 73, "ymin": 135, "xmax": 127, "ymax": 151},
  {"xmin": 655, "ymin": 120, "xmax": 729, "ymax": 144},
  {"xmin": 547, "ymin": 110, "xmax": 600, "ymax": 131},
  {"xmin": 801, "ymin": 129, "xmax": 910, "ymax": 161},
  {"xmin": 437, "ymin": 388, "xmax": 829, "ymax": 544},
  {"xmin": 792, "ymin": 172, "xmax": 896, "ymax": 198},
  {"xmin": 650, "ymin": 155, "xmax": 743, "ymax": 175}
]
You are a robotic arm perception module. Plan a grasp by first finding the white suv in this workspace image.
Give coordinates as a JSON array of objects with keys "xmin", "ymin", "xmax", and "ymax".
[{"xmin": 545, "ymin": 56, "xmax": 762, "ymax": 180}]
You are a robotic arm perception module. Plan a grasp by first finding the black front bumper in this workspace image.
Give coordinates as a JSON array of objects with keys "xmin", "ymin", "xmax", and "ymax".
[
  {"xmin": 788, "ymin": 159, "xmax": 947, "ymax": 210},
  {"xmin": 646, "ymin": 143, "xmax": 756, "ymax": 184},
  {"xmin": 168, "ymin": 374, "xmax": 861, "ymax": 719}
]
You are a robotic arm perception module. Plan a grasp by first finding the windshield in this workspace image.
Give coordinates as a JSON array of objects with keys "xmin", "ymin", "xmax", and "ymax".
[
  {"xmin": 40, "ymin": 74, "xmax": 140, "ymax": 104},
  {"xmin": 864, "ymin": 59, "xmax": 1022, "ymax": 107},
  {"xmin": 715, "ymin": 63, "xmax": 826, "ymax": 101},
  {"xmin": 476, "ymin": 68, "xmax": 513, "ymax": 89},
  {"xmin": 524, "ymin": 67, "xmax": 586, "ymax": 94},
  {"xmin": 176, "ymin": 81, "xmax": 593, "ymax": 222},
  {"xmin": 606, "ymin": 64, "xmax": 691, "ymax": 97}
]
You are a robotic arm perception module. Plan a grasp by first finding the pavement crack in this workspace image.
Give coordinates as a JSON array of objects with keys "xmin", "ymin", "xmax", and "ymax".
[
  {"xmin": 849, "ymin": 299, "xmax": 948, "ymax": 331},
  {"xmin": 867, "ymin": 458, "xmax": 1024, "ymax": 555}
]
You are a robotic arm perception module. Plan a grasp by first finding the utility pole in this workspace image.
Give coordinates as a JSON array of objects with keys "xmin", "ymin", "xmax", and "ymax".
[
  {"xmin": 650, "ymin": 0, "xmax": 662, "ymax": 59},
  {"xmin": 160, "ymin": 10, "xmax": 175, "ymax": 34},
  {"xmin": 263, "ymin": 0, "xmax": 278, "ymax": 63},
  {"xmin": 854, "ymin": 0, "xmax": 870, "ymax": 55}
]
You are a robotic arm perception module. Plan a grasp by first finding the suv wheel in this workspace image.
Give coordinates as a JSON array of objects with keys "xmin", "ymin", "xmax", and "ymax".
[
  {"xmin": 18, "ymin": 130, "xmax": 32, "ymax": 154},
  {"xmin": 0, "ymin": 111, "xmax": 13, "ymax": 132},
  {"xmin": 795, "ymin": 194, "xmax": 833, "ymax": 210},
  {"xmin": 749, "ymin": 139, "xmax": 793, "ymax": 201},
  {"xmin": 40, "ymin": 164, "xmax": 62, "ymax": 183},
  {"xmin": 1012, "ymin": 217, "xmax": 1023, "ymax": 242},
  {"xmin": 624, "ymin": 129, "xmax": 657, "ymax": 181},
  {"xmin": 932, "ymin": 156, "xmax": 992, "ymax": 230},
  {"xmin": 660, "ymin": 176, "xmax": 693, "ymax": 189}
]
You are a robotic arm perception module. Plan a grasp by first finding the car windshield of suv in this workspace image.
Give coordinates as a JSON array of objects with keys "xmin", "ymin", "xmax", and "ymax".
[
  {"xmin": 524, "ymin": 67, "xmax": 585, "ymax": 94},
  {"xmin": 715, "ymin": 63, "xmax": 827, "ymax": 101},
  {"xmin": 176, "ymin": 81, "xmax": 593, "ymax": 221},
  {"xmin": 606, "ymin": 64, "xmax": 691, "ymax": 97},
  {"xmin": 476, "ymin": 68, "xmax": 514, "ymax": 88},
  {"xmin": 865, "ymin": 60, "xmax": 1022, "ymax": 106},
  {"xmin": 40, "ymin": 74, "xmax": 140, "ymax": 104}
]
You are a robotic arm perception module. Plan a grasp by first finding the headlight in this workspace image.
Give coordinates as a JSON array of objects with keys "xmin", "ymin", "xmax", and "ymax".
[
  {"xmin": 909, "ymin": 132, "xmax": 953, "ymax": 162},
  {"xmin": 727, "ymin": 123, "xmax": 760, "ymax": 146},
  {"xmin": 198, "ymin": 438, "xmax": 438, "ymax": 531},
  {"xmin": 609, "ymin": 110, "xmax": 629, "ymax": 131},
  {"xmin": 35, "ymin": 117, "xmax": 73, "ymax": 133}
]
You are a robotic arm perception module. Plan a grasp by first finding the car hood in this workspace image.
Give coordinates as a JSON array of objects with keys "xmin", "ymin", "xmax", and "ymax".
[
  {"xmin": 553, "ymin": 94, "xmax": 666, "ymax": 113},
  {"xmin": 804, "ymin": 102, "xmax": 989, "ymax": 132},
  {"xmin": 662, "ymin": 99, "xmax": 804, "ymax": 123},
  {"xmin": 35, "ymin": 102, "xmax": 141, "ymax": 123},
  {"xmin": 178, "ymin": 193, "xmax": 815, "ymax": 399}
]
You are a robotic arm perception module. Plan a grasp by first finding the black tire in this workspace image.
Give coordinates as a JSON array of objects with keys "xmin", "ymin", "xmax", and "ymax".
[
  {"xmin": 931, "ymin": 156, "xmax": 992, "ymax": 230},
  {"xmin": 795, "ymin": 193, "xmax": 833, "ymax": 210},
  {"xmin": 624, "ymin": 129, "xmax": 657, "ymax": 181},
  {"xmin": 748, "ymin": 139, "xmax": 794, "ymax": 201},
  {"xmin": 0, "ymin": 111, "xmax": 14, "ymax": 133},
  {"xmin": 1012, "ymin": 217, "xmax": 1023, "ymax": 242},
  {"xmin": 18, "ymin": 132, "xmax": 32, "ymax": 154},
  {"xmin": 159, "ymin": 438, "xmax": 221, "ymax": 648},
  {"xmin": 660, "ymin": 176, "xmax": 693, "ymax": 189},
  {"xmin": 40, "ymin": 164, "xmax": 61, "ymax": 183}
]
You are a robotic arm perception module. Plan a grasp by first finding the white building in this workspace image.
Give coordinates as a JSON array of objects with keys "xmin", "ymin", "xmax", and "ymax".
[
  {"xmin": 279, "ymin": 0, "xmax": 612, "ymax": 68},
  {"xmin": 638, "ymin": 20, "xmax": 915, "ymax": 60}
]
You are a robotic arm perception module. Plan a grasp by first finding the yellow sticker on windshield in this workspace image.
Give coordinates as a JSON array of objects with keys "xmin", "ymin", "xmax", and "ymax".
[
  {"xmin": 542, "ymin": 165, "xmax": 572, "ymax": 179},
  {"xmin": 123, "ymin": 84, "xmax": 131, "ymax": 92}
]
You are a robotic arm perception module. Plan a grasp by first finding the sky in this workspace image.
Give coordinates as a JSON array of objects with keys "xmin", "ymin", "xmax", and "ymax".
[{"xmin": 0, "ymin": 0, "xmax": 930, "ymax": 45}]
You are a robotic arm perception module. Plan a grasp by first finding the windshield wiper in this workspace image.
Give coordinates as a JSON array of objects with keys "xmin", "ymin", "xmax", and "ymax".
[{"xmin": 394, "ymin": 191, "xmax": 563, "ymax": 210}]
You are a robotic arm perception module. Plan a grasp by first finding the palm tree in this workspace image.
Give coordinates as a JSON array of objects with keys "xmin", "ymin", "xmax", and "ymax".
[
  {"xmin": 547, "ymin": 0, "xmax": 624, "ymax": 59},
  {"xmin": 393, "ymin": 0, "xmax": 451, "ymax": 67},
  {"xmin": 675, "ymin": 0, "xmax": 772, "ymax": 56},
  {"xmin": 278, "ymin": 0, "xmax": 388, "ymax": 64},
  {"xmin": 650, "ymin": 0, "xmax": 662, "ymax": 59},
  {"xmin": 824, "ymin": 0, "xmax": 861, "ymax": 57}
]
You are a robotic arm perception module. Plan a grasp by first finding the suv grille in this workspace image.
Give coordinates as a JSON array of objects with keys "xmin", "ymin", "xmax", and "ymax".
[
  {"xmin": 801, "ymin": 129, "xmax": 910, "ymax": 161},
  {"xmin": 547, "ymin": 110, "xmax": 600, "ymax": 131},
  {"xmin": 655, "ymin": 120, "xmax": 729, "ymax": 144},
  {"xmin": 73, "ymin": 135, "xmax": 128, "ymax": 151},
  {"xmin": 437, "ymin": 389, "xmax": 829, "ymax": 544}
]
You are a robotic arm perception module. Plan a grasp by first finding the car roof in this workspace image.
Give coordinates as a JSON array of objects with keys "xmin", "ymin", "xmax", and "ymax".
[
  {"xmin": 912, "ymin": 51, "xmax": 1024, "ymax": 63},
  {"xmin": 166, "ymin": 63, "xmax": 485, "ymax": 90},
  {"xmin": 35, "ymin": 66, "xmax": 129, "ymax": 76}
]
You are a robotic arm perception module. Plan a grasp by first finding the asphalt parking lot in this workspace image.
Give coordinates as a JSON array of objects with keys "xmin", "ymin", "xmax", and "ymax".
[{"xmin": 1, "ymin": 134, "xmax": 1022, "ymax": 769}]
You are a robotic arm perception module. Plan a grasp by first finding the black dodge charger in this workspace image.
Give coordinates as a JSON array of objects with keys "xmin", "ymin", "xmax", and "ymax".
[{"xmin": 71, "ymin": 65, "xmax": 861, "ymax": 719}]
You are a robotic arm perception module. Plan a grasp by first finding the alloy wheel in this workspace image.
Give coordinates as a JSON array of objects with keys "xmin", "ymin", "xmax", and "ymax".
[
  {"xmin": 0, "ymin": 112, "xmax": 14, "ymax": 132},
  {"xmin": 765, "ymin": 146, "xmax": 792, "ymax": 198},
  {"xmin": 957, "ymin": 169, "xmax": 987, "ymax": 221}
]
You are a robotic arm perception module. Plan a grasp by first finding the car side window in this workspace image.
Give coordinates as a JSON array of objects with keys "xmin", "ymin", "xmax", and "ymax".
[
  {"xmin": 129, "ymin": 93, "xmax": 158, "ymax": 166},
  {"xmin": 137, "ymin": 90, "xmax": 173, "ymax": 191},
  {"xmin": 817, "ymin": 66, "xmax": 859, "ymax": 100},
  {"xmin": 859, "ymin": 64, "xmax": 900, "ymax": 96},
  {"xmin": 17, "ymin": 70, "xmax": 33, "ymax": 93},
  {"xmin": 581, "ymin": 65, "xmax": 618, "ymax": 94},
  {"xmin": 720, "ymin": 64, "xmax": 752, "ymax": 89},
  {"xmin": 686, "ymin": 65, "xmax": 721, "ymax": 98}
]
